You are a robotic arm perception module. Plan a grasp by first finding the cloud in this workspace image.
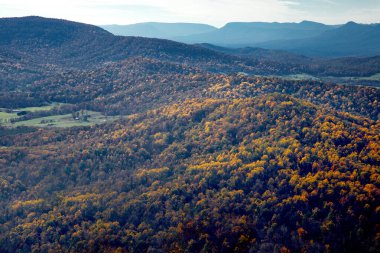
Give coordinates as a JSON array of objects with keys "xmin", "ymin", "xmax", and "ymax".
[
  {"xmin": 0, "ymin": 0, "xmax": 379, "ymax": 25},
  {"xmin": 280, "ymin": 0, "xmax": 380, "ymax": 24},
  {"xmin": 278, "ymin": 1, "xmax": 300, "ymax": 6}
]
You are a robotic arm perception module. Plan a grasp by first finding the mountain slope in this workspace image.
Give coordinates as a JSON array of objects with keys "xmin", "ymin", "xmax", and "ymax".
[
  {"xmin": 176, "ymin": 21, "xmax": 334, "ymax": 46},
  {"xmin": 4, "ymin": 58, "xmax": 379, "ymax": 120},
  {"xmin": 258, "ymin": 22, "xmax": 380, "ymax": 57},
  {"xmin": 1, "ymin": 16, "xmax": 302, "ymax": 78},
  {"xmin": 199, "ymin": 44, "xmax": 380, "ymax": 77},
  {"xmin": 1, "ymin": 16, "xmax": 379, "ymax": 85},
  {"xmin": 1, "ymin": 94, "xmax": 379, "ymax": 252},
  {"xmin": 0, "ymin": 16, "xmax": 234, "ymax": 69},
  {"xmin": 0, "ymin": 16, "xmax": 112, "ymax": 47},
  {"xmin": 199, "ymin": 43, "xmax": 311, "ymax": 63},
  {"xmin": 101, "ymin": 22, "xmax": 217, "ymax": 39}
]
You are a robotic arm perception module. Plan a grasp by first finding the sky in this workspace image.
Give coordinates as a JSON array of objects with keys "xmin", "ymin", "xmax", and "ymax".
[{"xmin": 0, "ymin": 0, "xmax": 379, "ymax": 27}]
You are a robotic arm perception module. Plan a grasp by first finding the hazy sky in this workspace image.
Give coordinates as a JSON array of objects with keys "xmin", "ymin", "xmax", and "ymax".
[{"xmin": 0, "ymin": 0, "xmax": 379, "ymax": 27}]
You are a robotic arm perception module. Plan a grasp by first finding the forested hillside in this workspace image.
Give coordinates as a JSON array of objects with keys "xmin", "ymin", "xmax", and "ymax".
[
  {"xmin": 1, "ymin": 16, "xmax": 380, "ymax": 93},
  {"xmin": 200, "ymin": 44, "xmax": 380, "ymax": 77},
  {"xmin": 1, "ymin": 93, "xmax": 379, "ymax": 252},
  {"xmin": 0, "ymin": 16, "xmax": 379, "ymax": 253}
]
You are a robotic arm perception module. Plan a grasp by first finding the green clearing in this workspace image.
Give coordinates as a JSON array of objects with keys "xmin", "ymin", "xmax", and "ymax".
[
  {"xmin": 6, "ymin": 111, "xmax": 122, "ymax": 128},
  {"xmin": 358, "ymin": 73, "xmax": 380, "ymax": 81},
  {"xmin": 0, "ymin": 111, "xmax": 19, "ymax": 121},
  {"xmin": 262, "ymin": 72, "xmax": 380, "ymax": 83},
  {"xmin": 0, "ymin": 103, "xmax": 65, "ymax": 112},
  {"xmin": 283, "ymin": 73, "xmax": 319, "ymax": 81},
  {"xmin": 0, "ymin": 103, "xmax": 68, "ymax": 122},
  {"xmin": 13, "ymin": 104, "xmax": 57, "ymax": 112},
  {"xmin": 336, "ymin": 73, "xmax": 380, "ymax": 82},
  {"xmin": 254, "ymin": 73, "xmax": 321, "ymax": 81},
  {"xmin": 0, "ymin": 103, "xmax": 123, "ymax": 128}
]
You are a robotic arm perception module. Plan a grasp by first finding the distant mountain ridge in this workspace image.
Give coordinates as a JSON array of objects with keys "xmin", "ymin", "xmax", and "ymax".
[
  {"xmin": 101, "ymin": 22, "xmax": 217, "ymax": 39},
  {"xmin": 102, "ymin": 20, "xmax": 380, "ymax": 57},
  {"xmin": 102, "ymin": 20, "xmax": 335, "ymax": 45},
  {"xmin": 175, "ymin": 21, "xmax": 335, "ymax": 45},
  {"xmin": 257, "ymin": 22, "xmax": 380, "ymax": 57}
]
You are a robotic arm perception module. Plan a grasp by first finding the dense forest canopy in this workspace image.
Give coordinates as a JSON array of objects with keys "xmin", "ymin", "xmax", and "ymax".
[{"xmin": 0, "ymin": 16, "xmax": 379, "ymax": 253}]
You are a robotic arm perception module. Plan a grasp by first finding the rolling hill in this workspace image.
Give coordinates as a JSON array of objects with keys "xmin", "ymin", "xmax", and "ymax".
[
  {"xmin": 199, "ymin": 44, "xmax": 380, "ymax": 77},
  {"xmin": 0, "ymin": 16, "xmax": 379, "ymax": 253},
  {"xmin": 1, "ymin": 92, "xmax": 379, "ymax": 252},
  {"xmin": 0, "ymin": 17, "xmax": 239, "ymax": 69}
]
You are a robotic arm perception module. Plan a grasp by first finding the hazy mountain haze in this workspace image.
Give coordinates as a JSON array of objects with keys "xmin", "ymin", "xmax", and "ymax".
[
  {"xmin": 101, "ymin": 23, "xmax": 217, "ymax": 39},
  {"xmin": 101, "ymin": 20, "xmax": 380, "ymax": 57}
]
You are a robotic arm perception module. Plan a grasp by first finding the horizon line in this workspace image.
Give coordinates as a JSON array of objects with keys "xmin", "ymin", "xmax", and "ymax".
[{"xmin": 1, "ymin": 15, "xmax": 380, "ymax": 29}]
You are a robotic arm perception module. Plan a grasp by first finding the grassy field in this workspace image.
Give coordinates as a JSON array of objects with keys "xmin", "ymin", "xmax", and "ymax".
[
  {"xmin": 358, "ymin": 73, "xmax": 380, "ymax": 81},
  {"xmin": 335, "ymin": 73, "xmax": 380, "ymax": 82},
  {"xmin": 1, "ymin": 103, "xmax": 123, "ymax": 128},
  {"xmin": 0, "ymin": 103, "xmax": 68, "ymax": 122},
  {"xmin": 283, "ymin": 73, "xmax": 319, "ymax": 81},
  {"xmin": 13, "ymin": 104, "xmax": 58, "ymax": 112},
  {"xmin": 254, "ymin": 73, "xmax": 320, "ymax": 81},
  {"xmin": 284, "ymin": 73, "xmax": 380, "ymax": 82},
  {"xmin": 264, "ymin": 72, "xmax": 380, "ymax": 83},
  {"xmin": 0, "ymin": 111, "xmax": 20, "ymax": 121},
  {"xmin": 0, "ymin": 103, "xmax": 64, "ymax": 112},
  {"xmin": 7, "ymin": 111, "xmax": 122, "ymax": 128}
]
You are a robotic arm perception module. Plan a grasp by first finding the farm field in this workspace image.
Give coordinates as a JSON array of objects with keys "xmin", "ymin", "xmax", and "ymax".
[{"xmin": 0, "ymin": 105, "xmax": 121, "ymax": 128}]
